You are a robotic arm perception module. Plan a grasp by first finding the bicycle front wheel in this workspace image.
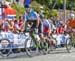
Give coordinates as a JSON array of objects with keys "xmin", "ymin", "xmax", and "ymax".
[
  {"xmin": 66, "ymin": 38, "xmax": 72, "ymax": 53},
  {"xmin": 25, "ymin": 38, "xmax": 39, "ymax": 57},
  {"xmin": 0, "ymin": 39, "xmax": 12, "ymax": 57}
]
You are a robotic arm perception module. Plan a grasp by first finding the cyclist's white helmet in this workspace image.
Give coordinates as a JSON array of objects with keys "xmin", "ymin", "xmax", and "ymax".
[{"xmin": 69, "ymin": 13, "xmax": 75, "ymax": 19}]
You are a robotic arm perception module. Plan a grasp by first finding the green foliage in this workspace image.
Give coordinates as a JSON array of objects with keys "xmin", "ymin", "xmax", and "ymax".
[
  {"xmin": 49, "ymin": 9, "xmax": 58, "ymax": 18},
  {"xmin": 35, "ymin": 0, "xmax": 75, "ymax": 10},
  {"xmin": 32, "ymin": 1, "xmax": 58, "ymax": 18},
  {"xmin": 35, "ymin": 0, "xmax": 64, "ymax": 9},
  {"xmin": 10, "ymin": 3, "xmax": 25, "ymax": 19},
  {"xmin": 70, "ymin": 32, "xmax": 75, "ymax": 44},
  {"xmin": 9, "ymin": 0, "xmax": 75, "ymax": 19},
  {"xmin": 31, "ymin": 1, "xmax": 41, "ymax": 13},
  {"xmin": 43, "ymin": 9, "xmax": 58, "ymax": 18},
  {"xmin": 43, "ymin": 10, "xmax": 50, "ymax": 18},
  {"xmin": 57, "ymin": 0, "xmax": 63, "ymax": 5}
]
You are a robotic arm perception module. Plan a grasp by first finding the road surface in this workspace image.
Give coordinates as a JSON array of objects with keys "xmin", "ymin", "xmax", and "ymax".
[{"xmin": 0, "ymin": 48, "xmax": 75, "ymax": 61}]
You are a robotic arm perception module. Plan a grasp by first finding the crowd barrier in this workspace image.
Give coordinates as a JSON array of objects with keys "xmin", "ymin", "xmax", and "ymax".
[{"xmin": 0, "ymin": 32, "xmax": 31, "ymax": 48}]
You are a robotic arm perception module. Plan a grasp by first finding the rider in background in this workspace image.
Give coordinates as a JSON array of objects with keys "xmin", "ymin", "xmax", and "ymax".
[
  {"xmin": 67, "ymin": 11, "xmax": 75, "ymax": 29},
  {"xmin": 41, "ymin": 14, "xmax": 56, "ymax": 47},
  {"xmin": 40, "ymin": 14, "xmax": 51, "ymax": 37}
]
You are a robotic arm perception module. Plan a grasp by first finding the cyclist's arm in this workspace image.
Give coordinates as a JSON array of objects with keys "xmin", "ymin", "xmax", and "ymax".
[
  {"xmin": 24, "ymin": 14, "xmax": 29, "ymax": 30},
  {"xmin": 36, "ymin": 17, "xmax": 40, "ymax": 28},
  {"xmin": 47, "ymin": 20, "xmax": 52, "ymax": 35},
  {"xmin": 24, "ymin": 20, "xmax": 29, "ymax": 30}
]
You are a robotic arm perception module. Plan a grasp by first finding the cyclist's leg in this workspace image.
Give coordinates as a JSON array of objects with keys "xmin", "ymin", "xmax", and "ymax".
[
  {"xmin": 47, "ymin": 33, "xmax": 56, "ymax": 46},
  {"xmin": 38, "ymin": 25, "xmax": 48, "ymax": 48},
  {"xmin": 29, "ymin": 27, "xmax": 41, "ymax": 48}
]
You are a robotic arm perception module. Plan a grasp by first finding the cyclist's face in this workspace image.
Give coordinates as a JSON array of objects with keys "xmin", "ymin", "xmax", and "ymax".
[
  {"xmin": 26, "ymin": 8, "xmax": 31, "ymax": 13},
  {"xmin": 71, "ymin": 17, "xmax": 75, "ymax": 20}
]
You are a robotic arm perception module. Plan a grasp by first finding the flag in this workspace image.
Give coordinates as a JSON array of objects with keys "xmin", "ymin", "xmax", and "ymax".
[{"xmin": 4, "ymin": 8, "xmax": 16, "ymax": 20}]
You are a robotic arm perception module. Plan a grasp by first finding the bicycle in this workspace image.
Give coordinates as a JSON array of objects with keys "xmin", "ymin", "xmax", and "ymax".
[
  {"xmin": 45, "ymin": 36, "xmax": 57, "ymax": 54},
  {"xmin": 47, "ymin": 33, "xmax": 72, "ymax": 54},
  {"xmin": 24, "ymin": 28, "xmax": 49, "ymax": 57},
  {"xmin": 65, "ymin": 35, "xmax": 73, "ymax": 53},
  {"xmin": 0, "ymin": 29, "xmax": 48, "ymax": 57}
]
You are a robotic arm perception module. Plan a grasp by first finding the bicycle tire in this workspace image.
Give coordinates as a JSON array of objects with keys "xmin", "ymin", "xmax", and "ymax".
[
  {"xmin": 66, "ymin": 38, "xmax": 72, "ymax": 53},
  {"xmin": 46, "ymin": 38, "xmax": 56, "ymax": 54},
  {"xmin": 0, "ymin": 38, "xmax": 12, "ymax": 57},
  {"xmin": 25, "ymin": 37, "xmax": 39, "ymax": 57}
]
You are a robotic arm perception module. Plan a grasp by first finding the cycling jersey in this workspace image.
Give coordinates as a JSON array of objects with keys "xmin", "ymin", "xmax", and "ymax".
[
  {"xmin": 25, "ymin": 11, "xmax": 38, "ymax": 22},
  {"xmin": 25, "ymin": 10, "xmax": 43, "ymax": 34},
  {"xmin": 43, "ymin": 19, "xmax": 51, "ymax": 33},
  {"xmin": 43, "ymin": 19, "xmax": 50, "ymax": 27}
]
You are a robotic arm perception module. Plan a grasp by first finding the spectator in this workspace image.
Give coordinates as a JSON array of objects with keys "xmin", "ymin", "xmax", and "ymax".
[
  {"xmin": 57, "ymin": 21, "xmax": 64, "ymax": 34},
  {"xmin": 8, "ymin": 20, "xmax": 14, "ymax": 32},
  {"xmin": 3, "ymin": 20, "xmax": 9, "ymax": 32},
  {"xmin": 14, "ymin": 19, "xmax": 21, "ymax": 33},
  {"xmin": 18, "ymin": 16, "xmax": 24, "ymax": 32},
  {"xmin": 0, "ymin": 19, "xmax": 3, "ymax": 32},
  {"xmin": 67, "ymin": 11, "xmax": 75, "ymax": 29}
]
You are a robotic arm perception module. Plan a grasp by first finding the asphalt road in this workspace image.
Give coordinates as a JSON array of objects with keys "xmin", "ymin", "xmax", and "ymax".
[{"xmin": 0, "ymin": 48, "xmax": 75, "ymax": 61}]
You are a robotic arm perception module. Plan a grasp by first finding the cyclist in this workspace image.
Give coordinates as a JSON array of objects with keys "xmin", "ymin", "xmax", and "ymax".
[
  {"xmin": 40, "ymin": 14, "xmax": 51, "ymax": 38},
  {"xmin": 40, "ymin": 14, "xmax": 56, "ymax": 47},
  {"xmin": 24, "ymin": 5, "xmax": 47, "ymax": 49}
]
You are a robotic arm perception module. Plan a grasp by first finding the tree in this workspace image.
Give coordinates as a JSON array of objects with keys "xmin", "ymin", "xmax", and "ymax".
[
  {"xmin": 11, "ymin": 3, "xmax": 25, "ymax": 19},
  {"xmin": 35, "ymin": 0, "xmax": 75, "ymax": 10}
]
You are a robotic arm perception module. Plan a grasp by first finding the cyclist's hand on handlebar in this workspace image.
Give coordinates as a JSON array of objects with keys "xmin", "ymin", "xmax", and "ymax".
[{"xmin": 35, "ymin": 28, "xmax": 38, "ymax": 34}]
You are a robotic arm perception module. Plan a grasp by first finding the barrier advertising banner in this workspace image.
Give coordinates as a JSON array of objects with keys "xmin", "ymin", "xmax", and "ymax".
[{"xmin": 0, "ymin": 32, "xmax": 31, "ymax": 48}]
